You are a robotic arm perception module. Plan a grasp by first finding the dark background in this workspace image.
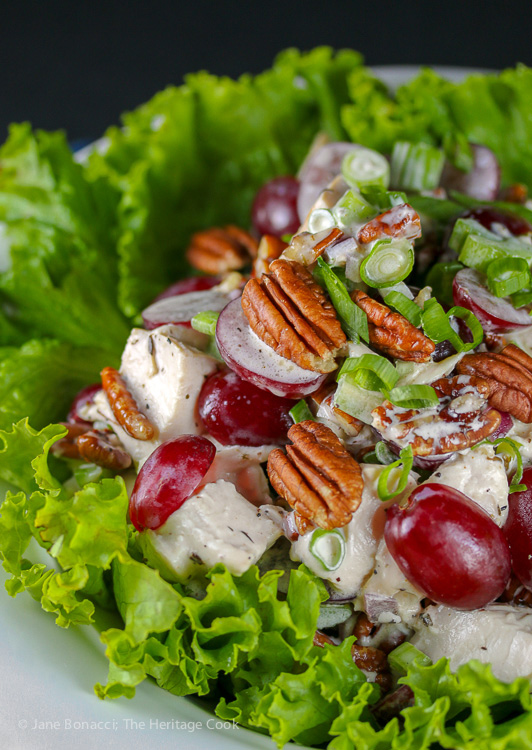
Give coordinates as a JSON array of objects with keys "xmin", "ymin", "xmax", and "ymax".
[{"xmin": 2, "ymin": 1, "xmax": 531, "ymax": 141}]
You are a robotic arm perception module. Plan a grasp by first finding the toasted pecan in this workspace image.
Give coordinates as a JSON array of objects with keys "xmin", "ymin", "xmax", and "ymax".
[
  {"xmin": 51, "ymin": 422, "xmax": 92, "ymax": 460},
  {"xmin": 313, "ymin": 630, "xmax": 337, "ymax": 648},
  {"xmin": 267, "ymin": 421, "xmax": 363, "ymax": 529},
  {"xmin": 357, "ymin": 204, "xmax": 421, "ymax": 245},
  {"xmin": 457, "ymin": 344, "xmax": 532, "ymax": 423},
  {"xmin": 351, "ymin": 290, "xmax": 434, "ymax": 362},
  {"xmin": 186, "ymin": 225, "xmax": 258, "ymax": 275},
  {"xmin": 351, "ymin": 643, "xmax": 389, "ymax": 673},
  {"xmin": 242, "ymin": 258, "xmax": 346, "ymax": 372},
  {"xmin": 252, "ymin": 234, "xmax": 287, "ymax": 277},
  {"xmin": 372, "ymin": 374, "xmax": 501, "ymax": 456},
  {"xmin": 77, "ymin": 430, "xmax": 132, "ymax": 471},
  {"xmin": 101, "ymin": 367, "xmax": 157, "ymax": 441}
]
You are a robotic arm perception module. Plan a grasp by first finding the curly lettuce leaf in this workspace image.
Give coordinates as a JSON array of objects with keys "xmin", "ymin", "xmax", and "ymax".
[
  {"xmin": 342, "ymin": 64, "xmax": 532, "ymax": 189},
  {"xmin": 86, "ymin": 47, "xmax": 362, "ymax": 316},
  {"xmin": 0, "ymin": 339, "xmax": 117, "ymax": 433}
]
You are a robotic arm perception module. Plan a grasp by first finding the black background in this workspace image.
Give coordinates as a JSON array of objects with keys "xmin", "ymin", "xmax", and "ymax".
[{"xmin": 2, "ymin": 1, "xmax": 532, "ymax": 140}]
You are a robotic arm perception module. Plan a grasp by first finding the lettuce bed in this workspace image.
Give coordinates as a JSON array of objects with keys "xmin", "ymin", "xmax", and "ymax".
[{"xmin": 1, "ymin": 47, "xmax": 532, "ymax": 748}]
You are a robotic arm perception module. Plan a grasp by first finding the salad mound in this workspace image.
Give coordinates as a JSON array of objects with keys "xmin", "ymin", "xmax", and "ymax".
[{"xmin": 3, "ymin": 48, "xmax": 532, "ymax": 749}]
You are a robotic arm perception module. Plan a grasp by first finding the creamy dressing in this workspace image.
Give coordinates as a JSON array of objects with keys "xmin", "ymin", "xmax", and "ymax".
[
  {"xmin": 290, "ymin": 465, "xmax": 416, "ymax": 597},
  {"xmin": 140, "ymin": 480, "xmax": 281, "ymax": 583}
]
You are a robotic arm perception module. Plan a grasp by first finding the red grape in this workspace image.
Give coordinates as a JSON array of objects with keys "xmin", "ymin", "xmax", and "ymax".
[
  {"xmin": 67, "ymin": 383, "xmax": 101, "ymax": 423},
  {"xmin": 129, "ymin": 436, "xmax": 216, "ymax": 531},
  {"xmin": 252, "ymin": 176, "xmax": 300, "ymax": 238},
  {"xmin": 215, "ymin": 298, "xmax": 327, "ymax": 398},
  {"xmin": 463, "ymin": 206, "xmax": 532, "ymax": 237},
  {"xmin": 453, "ymin": 267, "xmax": 532, "ymax": 333},
  {"xmin": 153, "ymin": 276, "xmax": 220, "ymax": 302},
  {"xmin": 385, "ymin": 483, "xmax": 511, "ymax": 610},
  {"xmin": 440, "ymin": 144, "xmax": 500, "ymax": 201},
  {"xmin": 198, "ymin": 369, "xmax": 293, "ymax": 446},
  {"xmin": 504, "ymin": 467, "xmax": 532, "ymax": 591}
]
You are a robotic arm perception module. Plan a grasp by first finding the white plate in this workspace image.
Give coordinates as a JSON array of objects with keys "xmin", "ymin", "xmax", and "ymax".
[{"xmin": 0, "ymin": 65, "xmax": 483, "ymax": 750}]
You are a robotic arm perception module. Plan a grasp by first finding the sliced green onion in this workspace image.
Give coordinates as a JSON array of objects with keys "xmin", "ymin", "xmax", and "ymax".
[
  {"xmin": 289, "ymin": 399, "xmax": 316, "ymax": 424},
  {"xmin": 360, "ymin": 187, "xmax": 407, "ymax": 210},
  {"xmin": 390, "ymin": 141, "xmax": 445, "ymax": 192},
  {"xmin": 334, "ymin": 377, "xmax": 384, "ymax": 425},
  {"xmin": 449, "ymin": 218, "xmax": 532, "ymax": 273},
  {"xmin": 511, "ymin": 289, "xmax": 532, "ymax": 309},
  {"xmin": 341, "ymin": 147, "xmax": 390, "ymax": 190},
  {"xmin": 383, "ymin": 291, "xmax": 422, "ymax": 327},
  {"xmin": 337, "ymin": 354, "xmax": 399, "ymax": 393},
  {"xmin": 384, "ymin": 384, "xmax": 439, "ymax": 410},
  {"xmin": 446, "ymin": 306, "xmax": 484, "ymax": 350},
  {"xmin": 316, "ymin": 257, "xmax": 369, "ymax": 342},
  {"xmin": 422, "ymin": 298, "xmax": 483, "ymax": 353},
  {"xmin": 489, "ymin": 437, "xmax": 524, "ymax": 490},
  {"xmin": 377, "ymin": 445, "xmax": 414, "ymax": 501},
  {"xmin": 362, "ymin": 450, "xmax": 380, "ymax": 464},
  {"xmin": 333, "ymin": 189, "xmax": 375, "ymax": 226},
  {"xmin": 309, "ymin": 529, "xmax": 346, "ymax": 571},
  {"xmin": 191, "ymin": 310, "xmax": 220, "ymax": 336},
  {"xmin": 486, "ymin": 257, "xmax": 531, "ymax": 298},
  {"xmin": 510, "ymin": 484, "xmax": 528, "ymax": 494},
  {"xmin": 308, "ymin": 207, "xmax": 336, "ymax": 234},
  {"xmin": 375, "ymin": 441, "xmax": 396, "ymax": 465},
  {"xmin": 360, "ymin": 238, "xmax": 414, "ymax": 288},
  {"xmin": 388, "ymin": 642, "xmax": 432, "ymax": 673},
  {"xmin": 424, "ymin": 261, "xmax": 464, "ymax": 308}
]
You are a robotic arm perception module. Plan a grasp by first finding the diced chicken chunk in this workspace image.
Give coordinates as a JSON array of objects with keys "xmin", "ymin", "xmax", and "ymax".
[
  {"xmin": 411, "ymin": 604, "xmax": 532, "ymax": 683},
  {"xmin": 139, "ymin": 480, "xmax": 281, "ymax": 583},
  {"xmin": 90, "ymin": 325, "xmax": 218, "ymax": 465}
]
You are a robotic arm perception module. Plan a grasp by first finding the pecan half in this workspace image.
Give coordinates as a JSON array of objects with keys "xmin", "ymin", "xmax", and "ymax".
[
  {"xmin": 457, "ymin": 344, "xmax": 532, "ymax": 423},
  {"xmin": 252, "ymin": 234, "xmax": 287, "ymax": 277},
  {"xmin": 357, "ymin": 204, "xmax": 421, "ymax": 245},
  {"xmin": 313, "ymin": 630, "xmax": 337, "ymax": 648},
  {"xmin": 242, "ymin": 258, "xmax": 346, "ymax": 372},
  {"xmin": 351, "ymin": 643, "xmax": 388, "ymax": 673},
  {"xmin": 101, "ymin": 367, "xmax": 157, "ymax": 440},
  {"xmin": 372, "ymin": 374, "xmax": 501, "ymax": 456},
  {"xmin": 186, "ymin": 225, "xmax": 258, "ymax": 274},
  {"xmin": 77, "ymin": 430, "xmax": 132, "ymax": 471},
  {"xmin": 51, "ymin": 422, "xmax": 93, "ymax": 460},
  {"xmin": 267, "ymin": 420, "xmax": 363, "ymax": 529},
  {"xmin": 351, "ymin": 290, "xmax": 435, "ymax": 362}
]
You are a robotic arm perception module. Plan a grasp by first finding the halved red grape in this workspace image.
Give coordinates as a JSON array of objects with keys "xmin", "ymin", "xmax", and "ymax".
[
  {"xmin": 440, "ymin": 144, "xmax": 500, "ymax": 201},
  {"xmin": 215, "ymin": 298, "xmax": 326, "ymax": 398},
  {"xmin": 252, "ymin": 176, "xmax": 300, "ymax": 238},
  {"xmin": 385, "ymin": 482, "xmax": 511, "ymax": 610},
  {"xmin": 453, "ymin": 267, "xmax": 532, "ymax": 333},
  {"xmin": 67, "ymin": 383, "xmax": 101, "ymax": 423},
  {"xmin": 198, "ymin": 369, "xmax": 293, "ymax": 446},
  {"xmin": 129, "ymin": 436, "xmax": 216, "ymax": 531},
  {"xmin": 142, "ymin": 289, "xmax": 236, "ymax": 330},
  {"xmin": 297, "ymin": 142, "xmax": 359, "ymax": 222},
  {"xmin": 504, "ymin": 467, "xmax": 532, "ymax": 591},
  {"xmin": 153, "ymin": 276, "xmax": 220, "ymax": 302},
  {"xmin": 462, "ymin": 206, "xmax": 532, "ymax": 237},
  {"xmin": 487, "ymin": 410, "xmax": 513, "ymax": 441}
]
